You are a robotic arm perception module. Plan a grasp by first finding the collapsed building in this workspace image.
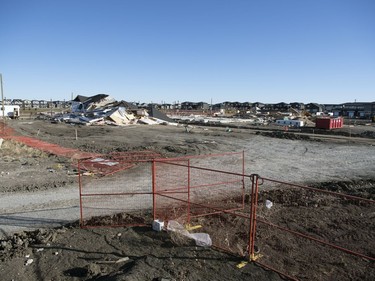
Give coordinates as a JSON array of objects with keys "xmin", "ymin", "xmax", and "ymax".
[{"xmin": 52, "ymin": 94, "xmax": 174, "ymax": 126}]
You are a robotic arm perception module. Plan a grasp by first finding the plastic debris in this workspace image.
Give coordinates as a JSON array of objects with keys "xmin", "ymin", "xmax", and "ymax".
[
  {"xmin": 115, "ymin": 257, "xmax": 129, "ymax": 263},
  {"xmin": 167, "ymin": 220, "xmax": 212, "ymax": 247},
  {"xmin": 25, "ymin": 259, "xmax": 33, "ymax": 266},
  {"xmin": 236, "ymin": 261, "xmax": 248, "ymax": 269},
  {"xmin": 265, "ymin": 199, "xmax": 273, "ymax": 209},
  {"xmin": 152, "ymin": 219, "xmax": 164, "ymax": 232},
  {"xmin": 96, "ymin": 257, "xmax": 129, "ymax": 264},
  {"xmin": 185, "ymin": 224, "xmax": 202, "ymax": 231}
]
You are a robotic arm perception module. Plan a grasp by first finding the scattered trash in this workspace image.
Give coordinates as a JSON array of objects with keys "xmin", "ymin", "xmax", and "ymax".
[
  {"xmin": 25, "ymin": 254, "xmax": 30, "ymax": 258},
  {"xmin": 185, "ymin": 224, "xmax": 202, "ymax": 231},
  {"xmin": 0, "ymin": 138, "xmax": 3, "ymax": 148},
  {"xmin": 236, "ymin": 261, "xmax": 248, "ymax": 269},
  {"xmin": 25, "ymin": 258, "xmax": 33, "ymax": 266},
  {"xmin": 265, "ymin": 199, "xmax": 273, "ymax": 209},
  {"xmin": 54, "ymin": 251, "xmax": 59, "ymax": 255},
  {"xmin": 115, "ymin": 257, "xmax": 129, "ymax": 263},
  {"xmin": 117, "ymin": 233, "xmax": 122, "ymax": 237},
  {"xmin": 96, "ymin": 257, "xmax": 129, "ymax": 264},
  {"xmin": 152, "ymin": 219, "xmax": 164, "ymax": 232},
  {"xmin": 167, "ymin": 220, "xmax": 212, "ymax": 247},
  {"xmin": 36, "ymin": 248, "xmax": 44, "ymax": 252}
]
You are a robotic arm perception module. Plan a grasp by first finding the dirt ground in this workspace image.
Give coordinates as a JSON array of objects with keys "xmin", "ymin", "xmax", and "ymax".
[{"xmin": 0, "ymin": 119, "xmax": 375, "ymax": 280}]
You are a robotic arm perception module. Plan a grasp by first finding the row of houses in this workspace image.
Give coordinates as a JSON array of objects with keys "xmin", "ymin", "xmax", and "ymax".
[
  {"xmin": 2, "ymin": 98, "xmax": 375, "ymax": 119},
  {"xmin": 2, "ymin": 99, "xmax": 70, "ymax": 109},
  {"xmin": 157, "ymin": 101, "xmax": 375, "ymax": 119}
]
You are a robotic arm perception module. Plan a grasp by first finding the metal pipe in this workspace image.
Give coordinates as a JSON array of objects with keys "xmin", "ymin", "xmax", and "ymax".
[
  {"xmin": 187, "ymin": 159, "xmax": 191, "ymax": 224},
  {"xmin": 152, "ymin": 160, "xmax": 156, "ymax": 220},
  {"xmin": 78, "ymin": 159, "xmax": 84, "ymax": 227}
]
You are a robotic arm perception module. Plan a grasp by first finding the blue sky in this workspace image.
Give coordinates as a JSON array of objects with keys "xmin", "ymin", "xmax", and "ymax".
[{"xmin": 1, "ymin": 0, "xmax": 374, "ymax": 104}]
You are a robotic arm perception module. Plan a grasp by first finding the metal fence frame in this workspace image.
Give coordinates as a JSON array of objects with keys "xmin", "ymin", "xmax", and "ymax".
[{"xmin": 77, "ymin": 151, "xmax": 375, "ymax": 280}]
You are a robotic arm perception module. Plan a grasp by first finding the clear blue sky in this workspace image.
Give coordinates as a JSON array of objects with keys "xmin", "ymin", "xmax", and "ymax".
[{"xmin": 1, "ymin": 0, "xmax": 374, "ymax": 104}]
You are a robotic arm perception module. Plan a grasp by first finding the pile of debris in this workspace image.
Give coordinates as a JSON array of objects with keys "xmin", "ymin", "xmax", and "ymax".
[{"xmin": 51, "ymin": 94, "xmax": 175, "ymax": 126}]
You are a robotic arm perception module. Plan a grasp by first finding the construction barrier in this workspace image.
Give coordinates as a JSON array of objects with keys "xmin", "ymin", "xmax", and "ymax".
[
  {"xmin": 153, "ymin": 152, "xmax": 245, "ymax": 222},
  {"xmin": 77, "ymin": 151, "xmax": 374, "ymax": 280},
  {"xmin": 251, "ymin": 176, "xmax": 375, "ymax": 280},
  {"xmin": 78, "ymin": 159, "xmax": 154, "ymax": 227}
]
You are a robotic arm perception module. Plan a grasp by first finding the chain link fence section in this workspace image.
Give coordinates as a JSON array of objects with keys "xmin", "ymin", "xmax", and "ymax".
[
  {"xmin": 153, "ymin": 152, "xmax": 245, "ymax": 223},
  {"xmin": 79, "ymin": 160, "xmax": 153, "ymax": 227},
  {"xmin": 253, "ymin": 177, "xmax": 375, "ymax": 280}
]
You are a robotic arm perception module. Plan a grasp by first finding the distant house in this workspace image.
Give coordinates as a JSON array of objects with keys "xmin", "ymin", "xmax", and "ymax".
[
  {"xmin": 341, "ymin": 102, "xmax": 374, "ymax": 119},
  {"xmin": 305, "ymin": 103, "xmax": 324, "ymax": 113},
  {"xmin": 31, "ymin": 100, "xmax": 41, "ymax": 108},
  {"xmin": 160, "ymin": 103, "xmax": 172, "ymax": 110},
  {"xmin": 323, "ymin": 104, "xmax": 343, "ymax": 117},
  {"xmin": 3, "ymin": 99, "xmax": 12, "ymax": 105},
  {"xmin": 241, "ymin": 102, "xmax": 252, "ymax": 111},
  {"xmin": 252, "ymin": 102, "xmax": 265, "ymax": 109},
  {"xmin": 274, "ymin": 102, "xmax": 290, "ymax": 111},
  {"xmin": 181, "ymin": 102, "xmax": 195, "ymax": 110},
  {"xmin": 290, "ymin": 102, "xmax": 305, "ymax": 110},
  {"xmin": 39, "ymin": 100, "xmax": 48, "ymax": 108},
  {"xmin": 11, "ymin": 99, "xmax": 23, "ymax": 107},
  {"xmin": 196, "ymin": 102, "xmax": 210, "ymax": 110},
  {"xmin": 23, "ymin": 100, "xmax": 31, "ymax": 109},
  {"xmin": 212, "ymin": 103, "xmax": 224, "ymax": 111},
  {"xmin": 180, "ymin": 101, "xmax": 209, "ymax": 110}
]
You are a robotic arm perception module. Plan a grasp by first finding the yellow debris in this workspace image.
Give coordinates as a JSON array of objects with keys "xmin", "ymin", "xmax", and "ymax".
[
  {"xmin": 236, "ymin": 261, "xmax": 248, "ymax": 269},
  {"xmin": 250, "ymin": 253, "xmax": 263, "ymax": 261},
  {"xmin": 185, "ymin": 224, "xmax": 202, "ymax": 231}
]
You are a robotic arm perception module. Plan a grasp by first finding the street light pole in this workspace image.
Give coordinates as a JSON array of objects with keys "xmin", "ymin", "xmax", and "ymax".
[{"xmin": 1, "ymin": 73, "xmax": 4, "ymax": 119}]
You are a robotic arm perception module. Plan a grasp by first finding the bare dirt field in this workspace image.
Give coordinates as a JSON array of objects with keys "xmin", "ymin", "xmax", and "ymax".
[{"xmin": 0, "ymin": 119, "xmax": 374, "ymax": 280}]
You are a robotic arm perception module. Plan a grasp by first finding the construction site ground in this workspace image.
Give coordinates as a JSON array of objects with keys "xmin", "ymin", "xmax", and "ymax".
[{"xmin": 0, "ymin": 119, "xmax": 374, "ymax": 280}]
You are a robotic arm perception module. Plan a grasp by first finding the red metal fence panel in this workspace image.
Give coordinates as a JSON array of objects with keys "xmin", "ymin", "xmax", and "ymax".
[
  {"xmin": 76, "ymin": 148, "xmax": 374, "ymax": 280},
  {"xmin": 153, "ymin": 152, "xmax": 245, "ymax": 223},
  {"xmin": 78, "ymin": 160, "xmax": 153, "ymax": 227},
  {"xmin": 253, "ymin": 177, "xmax": 375, "ymax": 280}
]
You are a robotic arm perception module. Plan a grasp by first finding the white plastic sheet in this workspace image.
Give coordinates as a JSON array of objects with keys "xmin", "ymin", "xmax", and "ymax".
[{"xmin": 167, "ymin": 220, "xmax": 212, "ymax": 247}]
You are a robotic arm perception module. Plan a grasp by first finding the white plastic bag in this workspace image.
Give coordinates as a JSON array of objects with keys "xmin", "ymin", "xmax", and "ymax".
[
  {"xmin": 265, "ymin": 199, "xmax": 273, "ymax": 209},
  {"xmin": 167, "ymin": 220, "xmax": 212, "ymax": 247}
]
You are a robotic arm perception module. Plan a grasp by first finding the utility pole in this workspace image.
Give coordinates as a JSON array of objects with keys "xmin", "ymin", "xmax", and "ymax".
[{"xmin": 1, "ymin": 73, "xmax": 4, "ymax": 119}]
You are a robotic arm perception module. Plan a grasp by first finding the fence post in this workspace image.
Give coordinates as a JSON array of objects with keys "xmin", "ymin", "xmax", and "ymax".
[
  {"xmin": 152, "ymin": 160, "xmax": 156, "ymax": 221},
  {"xmin": 187, "ymin": 159, "xmax": 191, "ymax": 225},
  {"xmin": 78, "ymin": 159, "xmax": 83, "ymax": 227},
  {"xmin": 248, "ymin": 174, "xmax": 259, "ymax": 261},
  {"xmin": 242, "ymin": 150, "xmax": 245, "ymax": 209}
]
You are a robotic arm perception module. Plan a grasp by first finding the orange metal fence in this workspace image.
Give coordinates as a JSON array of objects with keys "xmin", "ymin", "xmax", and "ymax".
[
  {"xmin": 153, "ymin": 152, "xmax": 245, "ymax": 222},
  {"xmin": 251, "ymin": 176, "xmax": 375, "ymax": 280},
  {"xmin": 78, "ymin": 159, "xmax": 154, "ymax": 227},
  {"xmin": 77, "ymin": 150, "xmax": 374, "ymax": 280}
]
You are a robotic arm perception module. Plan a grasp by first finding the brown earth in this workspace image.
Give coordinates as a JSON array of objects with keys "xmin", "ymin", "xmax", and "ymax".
[{"xmin": 0, "ymin": 119, "xmax": 374, "ymax": 280}]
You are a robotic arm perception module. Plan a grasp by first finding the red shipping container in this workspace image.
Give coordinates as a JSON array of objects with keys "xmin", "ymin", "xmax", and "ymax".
[{"xmin": 315, "ymin": 117, "xmax": 343, "ymax": 129}]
